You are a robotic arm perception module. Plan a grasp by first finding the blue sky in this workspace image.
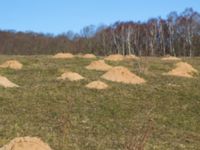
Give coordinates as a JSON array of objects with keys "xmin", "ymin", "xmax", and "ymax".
[{"xmin": 0, "ymin": 0, "xmax": 200, "ymax": 34}]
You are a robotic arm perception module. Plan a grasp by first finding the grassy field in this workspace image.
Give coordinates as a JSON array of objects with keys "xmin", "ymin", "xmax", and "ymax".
[{"xmin": 0, "ymin": 55, "xmax": 200, "ymax": 150}]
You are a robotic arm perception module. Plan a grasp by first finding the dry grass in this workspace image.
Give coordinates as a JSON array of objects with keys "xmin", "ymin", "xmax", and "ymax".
[
  {"xmin": 125, "ymin": 119, "xmax": 154, "ymax": 150},
  {"xmin": 161, "ymin": 56, "xmax": 181, "ymax": 61}
]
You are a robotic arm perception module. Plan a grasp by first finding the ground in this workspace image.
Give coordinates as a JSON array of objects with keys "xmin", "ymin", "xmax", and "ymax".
[{"xmin": 0, "ymin": 55, "xmax": 200, "ymax": 150}]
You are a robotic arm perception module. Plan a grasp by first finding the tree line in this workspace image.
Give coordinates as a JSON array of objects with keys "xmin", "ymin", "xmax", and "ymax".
[{"xmin": 0, "ymin": 8, "xmax": 200, "ymax": 56}]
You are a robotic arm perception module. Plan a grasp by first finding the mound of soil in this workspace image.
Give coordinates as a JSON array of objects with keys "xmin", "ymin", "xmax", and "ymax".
[
  {"xmin": 57, "ymin": 71, "xmax": 84, "ymax": 81},
  {"xmin": 104, "ymin": 54, "xmax": 124, "ymax": 61},
  {"xmin": 53, "ymin": 53, "xmax": 74, "ymax": 59},
  {"xmin": 125, "ymin": 54, "xmax": 139, "ymax": 60},
  {"xmin": 161, "ymin": 56, "xmax": 181, "ymax": 61},
  {"xmin": 165, "ymin": 62, "xmax": 198, "ymax": 78},
  {"xmin": 0, "ymin": 76, "xmax": 19, "ymax": 88},
  {"xmin": 0, "ymin": 60, "xmax": 23, "ymax": 70},
  {"xmin": 101, "ymin": 66, "xmax": 145, "ymax": 84},
  {"xmin": 0, "ymin": 137, "xmax": 52, "ymax": 150},
  {"xmin": 86, "ymin": 80, "xmax": 108, "ymax": 90},
  {"xmin": 82, "ymin": 54, "xmax": 96, "ymax": 59},
  {"xmin": 86, "ymin": 60, "xmax": 112, "ymax": 71}
]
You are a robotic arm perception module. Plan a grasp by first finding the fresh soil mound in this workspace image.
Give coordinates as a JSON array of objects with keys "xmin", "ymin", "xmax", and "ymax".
[
  {"xmin": 82, "ymin": 54, "xmax": 96, "ymax": 59},
  {"xmin": 0, "ymin": 60, "xmax": 23, "ymax": 70},
  {"xmin": 165, "ymin": 62, "xmax": 198, "ymax": 78},
  {"xmin": 0, "ymin": 137, "xmax": 52, "ymax": 150},
  {"xmin": 125, "ymin": 54, "xmax": 139, "ymax": 60},
  {"xmin": 104, "ymin": 54, "xmax": 124, "ymax": 61},
  {"xmin": 57, "ymin": 71, "xmax": 84, "ymax": 81},
  {"xmin": 86, "ymin": 60, "xmax": 112, "ymax": 71},
  {"xmin": 86, "ymin": 80, "xmax": 108, "ymax": 90},
  {"xmin": 53, "ymin": 53, "xmax": 74, "ymax": 59},
  {"xmin": 101, "ymin": 66, "xmax": 145, "ymax": 84},
  {"xmin": 0, "ymin": 76, "xmax": 19, "ymax": 88},
  {"xmin": 161, "ymin": 56, "xmax": 181, "ymax": 61}
]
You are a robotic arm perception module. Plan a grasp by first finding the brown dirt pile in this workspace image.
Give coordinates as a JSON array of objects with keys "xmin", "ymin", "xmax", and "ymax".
[
  {"xmin": 0, "ymin": 60, "xmax": 23, "ymax": 70},
  {"xmin": 161, "ymin": 56, "xmax": 181, "ymax": 61},
  {"xmin": 104, "ymin": 54, "xmax": 124, "ymax": 61},
  {"xmin": 86, "ymin": 80, "xmax": 108, "ymax": 90},
  {"xmin": 57, "ymin": 71, "xmax": 84, "ymax": 81},
  {"xmin": 165, "ymin": 62, "xmax": 198, "ymax": 78},
  {"xmin": 82, "ymin": 54, "xmax": 96, "ymax": 59},
  {"xmin": 0, "ymin": 76, "xmax": 19, "ymax": 88},
  {"xmin": 125, "ymin": 54, "xmax": 139, "ymax": 60},
  {"xmin": 53, "ymin": 53, "xmax": 74, "ymax": 59},
  {"xmin": 86, "ymin": 60, "xmax": 112, "ymax": 71},
  {"xmin": 0, "ymin": 137, "xmax": 52, "ymax": 150},
  {"xmin": 101, "ymin": 66, "xmax": 146, "ymax": 84}
]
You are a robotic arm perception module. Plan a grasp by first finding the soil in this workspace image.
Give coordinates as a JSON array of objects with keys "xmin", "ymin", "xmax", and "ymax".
[{"xmin": 101, "ymin": 66, "xmax": 146, "ymax": 84}]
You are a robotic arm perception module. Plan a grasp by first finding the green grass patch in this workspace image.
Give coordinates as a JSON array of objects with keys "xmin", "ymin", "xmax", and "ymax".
[{"xmin": 0, "ymin": 56, "xmax": 200, "ymax": 150}]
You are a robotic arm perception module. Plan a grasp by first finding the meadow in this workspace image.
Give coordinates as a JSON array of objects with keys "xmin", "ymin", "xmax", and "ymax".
[{"xmin": 0, "ymin": 55, "xmax": 200, "ymax": 150}]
